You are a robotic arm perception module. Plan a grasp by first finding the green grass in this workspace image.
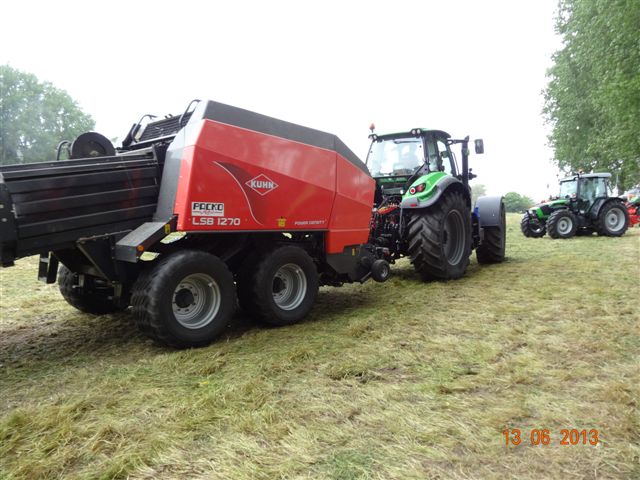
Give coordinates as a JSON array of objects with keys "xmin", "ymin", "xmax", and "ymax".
[{"xmin": 1, "ymin": 214, "xmax": 638, "ymax": 479}]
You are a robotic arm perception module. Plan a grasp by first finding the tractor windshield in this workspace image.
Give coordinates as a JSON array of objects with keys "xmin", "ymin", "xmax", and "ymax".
[
  {"xmin": 367, "ymin": 137, "xmax": 425, "ymax": 177},
  {"xmin": 559, "ymin": 179, "xmax": 578, "ymax": 198}
]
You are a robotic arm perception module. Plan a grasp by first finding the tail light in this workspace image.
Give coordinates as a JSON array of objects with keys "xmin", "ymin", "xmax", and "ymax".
[{"xmin": 410, "ymin": 183, "xmax": 426, "ymax": 195}]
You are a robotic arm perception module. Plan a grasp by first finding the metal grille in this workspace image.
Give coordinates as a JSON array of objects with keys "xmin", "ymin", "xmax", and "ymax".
[{"xmin": 139, "ymin": 112, "xmax": 193, "ymax": 141}]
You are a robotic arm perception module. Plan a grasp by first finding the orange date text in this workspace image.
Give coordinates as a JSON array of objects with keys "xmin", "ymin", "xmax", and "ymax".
[{"xmin": 502, "ymin": 428, "xmax": 599, "ymax": 446}]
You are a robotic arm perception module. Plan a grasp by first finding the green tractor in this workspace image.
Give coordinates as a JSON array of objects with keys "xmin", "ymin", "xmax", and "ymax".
[
  {"xmin": 366, "ymin": 128, "xmax": 506, "ymax": 280},
  {"xmin": 520, "ymin": 172, "xmax": 629, "ymax": 239}
]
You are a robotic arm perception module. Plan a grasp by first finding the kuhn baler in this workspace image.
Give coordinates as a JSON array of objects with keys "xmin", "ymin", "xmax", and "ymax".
[
  {"xmin": 0, "ymin": 99, "xmax": 504, "ymax": 348},
  {"xmin": 0, "ymin": 100, "xmax": 390, "ymax": 347}
]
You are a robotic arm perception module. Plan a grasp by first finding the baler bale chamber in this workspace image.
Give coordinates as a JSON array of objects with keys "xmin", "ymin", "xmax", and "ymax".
[{"xmin": 0, "ymin": 100, "xmax": 390, "ymax": 348}]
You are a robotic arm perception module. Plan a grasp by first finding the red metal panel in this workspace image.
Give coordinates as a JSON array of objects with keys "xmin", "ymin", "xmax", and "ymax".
[
  {"xmin": 327, "ymin": 154, "xmax": 376, "ymax": 253},
  {"xmin": 175, "ymin": 120, "xmax": 337, "ymax": 232}
]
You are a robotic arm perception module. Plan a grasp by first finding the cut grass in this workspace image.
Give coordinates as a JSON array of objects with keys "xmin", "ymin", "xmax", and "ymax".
[{"xmin": 1, "ymin": 214, "xmax": 638, "ymax": 479}]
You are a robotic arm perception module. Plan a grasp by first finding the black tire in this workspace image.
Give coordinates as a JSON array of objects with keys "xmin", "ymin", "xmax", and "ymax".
[
  {"xmin": 371, "ymin": 259, "xmax": 391, "ymax": 282},
  {"xmin": 520, "ymin": 213, "xmax": 546, "ymax": 238},
  {"xmin": 237, "ymin": 245, "xmax": 319, "ymax": 326},
  {"xmin": 407, "ymin": 191, "xmax": 471, "ymax": 280},
  {"xmin": 58, "ymin": 265, "xmax": 121, "ymax": 315},
  {"xmin": 131, "ymin": 250, "xmax": 236, "ymax": 348},
  {"xmin": 547, "ymin": 209, "xmax": 578, "ymax": 239},
  {"xmin": 476, "ymin": 201, "xmax": 506, "ymax": 264},
  {"xmin": 596, "ymin": 201, "xmax": 629, "ymax": 237}
]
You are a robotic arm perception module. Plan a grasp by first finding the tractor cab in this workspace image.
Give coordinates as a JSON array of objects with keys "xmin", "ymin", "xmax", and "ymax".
[
  {"xmin": 558, "ymin": 173, "xmax": 610, "ymax": 214},
  {"xmin": 366, "ymin": 129, "xmax": 464, "ymax": 207},
  {"xmin": 367, "ymin": 130, "xmax": 457, "ymax": 178}
]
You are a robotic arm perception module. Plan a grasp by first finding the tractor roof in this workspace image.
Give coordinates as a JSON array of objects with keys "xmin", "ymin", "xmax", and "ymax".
[
  {"xmin": 371, "ymin": 129, "xmax": 451, "ymax": 141},
  {"xmin": 560, "ymin": 172, "xmax": 611, "ymax": 182}
]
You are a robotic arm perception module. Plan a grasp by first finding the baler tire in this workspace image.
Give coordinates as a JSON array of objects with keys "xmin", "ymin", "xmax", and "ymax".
[
  {"xmin": 236, "ymin": 251, "xmax": 261, "ymax": 315},
  {"xmin": 407, "ymin": 191, "xmax": 471, "ymax": 280},
  {"xmin": 596, "ymin": 201, "xmax": 629, "ymax": 237},
  {"xmin": 58, "ymin": 265, "xmax": 121, "ymax": 315},
  {"xmin": 547, "ymin": 209, "xmax": 577, "ymax": 239},
  {"xmin": 131, "ymin": 250, "xmax": 236, "ymax": 348},
  {"xmin": 520, "ymin": 213, "xmax": 546, "ymax": 238},
  {"xmin": 238, "ymin": 246, "xmax": 318, "ymax": 326},
  {"xmin": 476, "ymin": 202, "xmax": 506, "ymax": 264}
]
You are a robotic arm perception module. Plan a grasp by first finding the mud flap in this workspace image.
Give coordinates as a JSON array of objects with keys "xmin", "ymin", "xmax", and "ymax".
[{"xmin": 474, "ymin": 196, "xmax": 504, "ymax": 227}]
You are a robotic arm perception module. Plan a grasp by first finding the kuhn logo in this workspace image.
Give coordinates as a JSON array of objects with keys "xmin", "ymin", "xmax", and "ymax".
[{"xmin": 245, "ymin": 174, "xmax": 278, "ymax": 196}]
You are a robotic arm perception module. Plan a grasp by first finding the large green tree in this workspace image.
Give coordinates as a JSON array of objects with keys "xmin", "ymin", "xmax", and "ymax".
[
  {"xmin": 0, "ymin": 65, "xmax": 94, "ymax": 165},
  {"xmin": 503, "ymin": 192, "xmax": 535, "ymax": 213},
  {"xmin": 544, "ymin": 0, "xmax": 640, "ymax": 191}
]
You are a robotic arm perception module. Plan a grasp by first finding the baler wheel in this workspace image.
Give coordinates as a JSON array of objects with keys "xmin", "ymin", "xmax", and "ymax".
[
  {"xmin": 476, "ymin": 200, "xmax": 506, "ymax": 264},
  {"xmin": 237, "ymin": 246, "xmax": 318, "ymax": 326},
  {"xmin": 58, "ymin": 265, "xmax": 122, "ymax": 315},
  {"xmin": 407, "ymin": 191, "xmax": 471, "ymax": 280},
  {"xmin": 131, "ymin": 250, "xmax": 236, "ymax": 348}
]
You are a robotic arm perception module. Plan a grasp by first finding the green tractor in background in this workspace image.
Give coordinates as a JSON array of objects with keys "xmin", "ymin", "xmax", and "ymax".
[
  {"xmin": 520, "ymin": 172, "xmax": 629, "ymax": 239},
  {"xmin": 366, "ymin": 128, "xmax": 505, "ymax": 280}
]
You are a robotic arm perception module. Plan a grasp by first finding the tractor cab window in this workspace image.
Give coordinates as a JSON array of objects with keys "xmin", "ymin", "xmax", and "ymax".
[
  {"xmin": 425, "ymin": 138, "xmax": 439, "ymax": 172},
  {"xmin": 367, "ymin": 137, "xmax": 425, "ymax": 177},
  {"xmin": 559, "ymin": 179, "xmax": 578, "ymax": 198},
  {"xmin": 579, "ymin": 177, "xmax": 607, "ymax": 205},
  {"xmin": 436, "ymin": 139, "xmax": 454, "ymax": 175}
]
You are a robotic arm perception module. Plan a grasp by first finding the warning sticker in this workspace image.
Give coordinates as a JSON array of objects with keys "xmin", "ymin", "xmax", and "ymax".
[{"xmin": 191, "ymin": 202, "xmax": 224, "ymax": 217}]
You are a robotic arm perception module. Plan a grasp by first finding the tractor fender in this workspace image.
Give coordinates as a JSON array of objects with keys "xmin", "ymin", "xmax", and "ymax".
[
  {"xmin": 589, "ymin": 197, "xmax": 625, "ymax": 220},
  {"xmin": 400, "ymin": 176, "xmax": 469, "ymax": 210},
  {"xmin": 474, "ymin": 196, "xmax": 504, "ymax": 227}
]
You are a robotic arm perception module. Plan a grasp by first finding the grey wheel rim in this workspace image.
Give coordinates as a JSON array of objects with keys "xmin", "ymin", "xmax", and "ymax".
[
  {"xmin": 444, "ymin": 210, "xmax": 465, "ymax": 265},
  {"xmin": 557, "ymin": 216, "xmax": 573, "ymax": 235},
  {"xmin": 272, "ymin": 263, "xmax": 307, "ymax": 311},
  {"xmin": 605, "ymin": 208, "xmax": 625, "ymax": 232},
  {"xmin": 172, "ymin": 273, "xmax": 221, "ymax": 329}
]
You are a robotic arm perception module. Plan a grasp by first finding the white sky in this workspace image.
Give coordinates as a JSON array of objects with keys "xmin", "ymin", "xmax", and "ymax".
[{"xmin": 1, "ymin": 0, "xmax": 562, "ymax": 200}]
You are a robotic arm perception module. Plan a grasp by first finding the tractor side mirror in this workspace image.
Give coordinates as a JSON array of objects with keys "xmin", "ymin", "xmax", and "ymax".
[{"xmin": 474, "ymin": 139, "xmax": 484, "ymax": 154}]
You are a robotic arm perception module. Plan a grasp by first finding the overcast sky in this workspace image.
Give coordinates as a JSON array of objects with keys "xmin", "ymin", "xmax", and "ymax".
[{"xmin": 1, "ymin": 0, "xmax": 562, "ymax": 200}]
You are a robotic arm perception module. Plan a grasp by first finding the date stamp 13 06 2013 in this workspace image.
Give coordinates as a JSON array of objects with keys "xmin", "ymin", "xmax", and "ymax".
[{"xmin": 503, "ymin": 429, "xmax": 600, "ymax": 446}]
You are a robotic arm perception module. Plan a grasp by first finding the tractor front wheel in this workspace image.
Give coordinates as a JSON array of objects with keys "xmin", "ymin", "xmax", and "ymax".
[
  {"xmin": 596, "ymin": 202, "xmax": 629, "ymax": 237},
  {"xmin": 547, "ymin": 210, "xmax": 577, "ymax": 239},
  {"xmin": 407, "ymin": 191, "xmax": 471, "ymax": 280},
  {"xmin": 131, "ymin": 250, "xmax": 236, "ymax": 348},
  {"xmin": 520, "ymin": 213, "xmax": 546, "ymax": 238},
  {"xmin": 238, "ymin": 246, "xmax": 319, "ymax": 326}
]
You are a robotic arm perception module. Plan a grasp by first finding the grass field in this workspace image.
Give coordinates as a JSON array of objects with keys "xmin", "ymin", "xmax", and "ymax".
[{"xmin": 1, "ymin": 214, "xmax": 638, "ymax": 479}]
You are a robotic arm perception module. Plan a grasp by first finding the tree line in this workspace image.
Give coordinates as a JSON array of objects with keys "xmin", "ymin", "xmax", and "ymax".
[
  {"xmin": 0, "ymin": 65, "xmax": 94, "ymax": 165},
  {"xmin": 544, "ymin": 0, "xmax": 639, "ymax": 191}
]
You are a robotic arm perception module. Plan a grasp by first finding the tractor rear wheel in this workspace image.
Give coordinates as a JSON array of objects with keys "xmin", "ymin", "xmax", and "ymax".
[
  {"xmin": 596, "ymin": 201, "xmax": 629, "ymax": 237},
  {"xmin": 131, "ymin": 250, "xmax": 236, "ymax": 348},
  {"xmin": 476, "ymin": 201, "xmax": 506, "ymax": 264},
  {"xmin": 520, "ymin": 213, "xmax": 546, "ymax": 238},
  {"xmin": 547, "ymin": 210, "xmax": 577, "ymax": 239},
  {"xmin": 238, "ymin": 246, "xmax": 319, "ymax": 326},
  {"xmin": 58, "ymin": 265, "xmax": 122, "ymax": 315},
  {"xmin": 407, "ymin": 191, "xmax": 471, "ymax": 280}
]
